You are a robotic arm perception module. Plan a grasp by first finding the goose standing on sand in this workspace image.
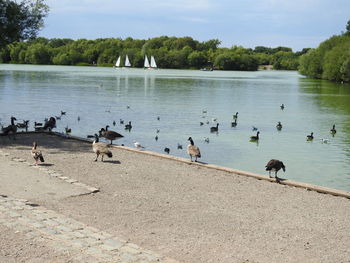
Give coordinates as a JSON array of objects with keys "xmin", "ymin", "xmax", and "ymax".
[
  {"xmin": 187, "ymin": 137, "xmax": 201, "ymax": 162},
  {"xmin": 31, "ymin": 142, "xmax": 45, "ymax": 165},
  {"xmin": 99, "ymin": 127, "xmax": 123, "ymax": 145},
  {"xmin": 307, "ymin": 132, "xmax": 314, "ymax": 141},
  {"xmin": 265, "ymin": 159, "xmax": 285, "ymax": 179},
  {"xmin": 92, "ymin": 134, "xmax": 113, "ymax": 162},
  {"xmin": 250, "ymin": 131, "xmax": 260, "ymax": 141},
  {"xmin": 2, "ymin": 117, "xmax": 17, "ymax": 139},
  {"xmin": 210, "ymin": 123, "xmax": 219, "ymax": 132},
  {"xmin": 330, "ymin": 124, "xmax": 336, "ymax": 134}
]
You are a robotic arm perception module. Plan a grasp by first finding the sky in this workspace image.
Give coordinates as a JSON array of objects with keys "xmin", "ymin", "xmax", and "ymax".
[{"xmin": 38, "ymin": 0, "xmax": 350, "ymax": 51}]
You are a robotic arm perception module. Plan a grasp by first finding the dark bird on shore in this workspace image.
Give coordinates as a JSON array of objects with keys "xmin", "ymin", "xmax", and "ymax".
[
  {"xmin": 99, "ymin": 126, "xmax": 123, "ymax": 145},
  {"xmin": 31, "ymin": 142, "xmax": 45, "ymax": 165},
  {"xmin": 307, "ymin": 132, "xmax": 314, "ymax": 141},
  {"xmin": 330, "ymin": 124, "xmax": 336, "ymax": 134},
  {"xmin": 164, "ymin": 147, "xmax": 170, "ymax": 154},
  {"xmin": 43, "ymin": 117, "xmax": 56, "ymax": 131},
  {"xmin": 61, "ymin": 111, "xmax": 66, "ymax": 115},
  {"xmin": 177, "ymin": 143, "xmax": 183, "ymax": 150},
  {"xmin": 2, "ymin": 117, "xmax": 17, "ymax": 139},
  {"xmin": 280, "ymin": 104, "xmax": 285, "ymax": 110},
  {"xmin": 204, "ymin": 137, "xmax": 210, "ymax": 143},
  {"xmin": 276, "ymin": 122, "xmax": 282, "ymax": 130},
  {"xmin": 187, "ymin": 137, "xmax": 201, "ymax": 162},
  {"xmin": 265, "ymin": 159, "xmax": 285, "ymax": 179},
  {"xmin": 250, "ymin": 131, "xmax": 260, "ymax": 141},
  {"xmin": 92, "ymin": 134, "xmax": 112, "ymax": 162},
  {"xmin": 125, "ymin": 121, "xmax": 132, "ymax": 130},
  {"xmin": 231, "ymin": 119, "xmax": 237, "ymax": 127},
  {"xmin": 233, "ymin": 112, "xmax": 239, "ymax": 120},
  {"xmin": 156, "ymin": 129, "xmax": 160, "ymax": 133},
  {"xmin": 157, "ymin": 116, "xmax": 160, "ymax": 121},
  {"xmin": 16, "ymin": 120, "xmax": 29, "ymax": 131},
  {"xmin": 210, "ymin": 123, "xmax": 219, "ymax": 132}
]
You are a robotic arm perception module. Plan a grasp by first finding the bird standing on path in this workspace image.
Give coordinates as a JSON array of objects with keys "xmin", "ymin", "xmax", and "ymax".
[
  {"xmin": 31, "ymin": 142, "xmax": 45, "ymax": 165},
  {"xmin": 187, "ymin": 137, "xmax": 201, "ymax": 162},
  {"xmin": 265, "ymin": 159, "xmax": 285, "ymax": 179},
  {"xmin": 92, "ymin": 134, "xmax": 113, "ymax": 162},
  {"xmin": 99, "ymin": 126, "xmax": 123, "ymax": 145}
]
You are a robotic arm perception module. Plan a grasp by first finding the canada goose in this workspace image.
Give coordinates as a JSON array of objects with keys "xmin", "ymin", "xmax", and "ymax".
[
  {"xmin": 156, "ymin": 129, "xmax": 160, "ymax": 133},
  {"xmin": 113, "ymin": 120, "xmax": 116, "ymax": 126},
  {"xmin": 265, "ymin": 159, "xmax": 285, "ymax": 178},
  {"xmin": 92, "ymin": 134, "xmax": 113, "ymax": 162},
  {"xmin": 31, "ymin": 141, "xmax": 45, "ymax": 165},
  {"xmin": 125, "ymin": 121, "xmax": 132, "ymax": 130},
  {"xmin": 2, "ymin": 117, "xmax": 17, "ymax": 139},
  {"xmin": 120, "ymin": 119, "xmax": 124, "ymax": 124},
  {"xmin": 60, "ymin": 111, "xmax": 66, "ymax": 115},
  {"xmin": 250, "ymin": 131, "xmax": 260, "ymax": 141},
  {"xmin": 210, "ymin": 123, "xmax": 219, "ymax": 132},
  {"xmin": 43, "ymin": 117, "xmax": 56, "ymax": 131},
  {"xmin": 276, "ymin": 122, "xmax": 282, "ymax": 130},
  {"xmin": 330, "ymin": 124, "xmax": 336, "ymax": 134},
  {"xmin": 134, "ymin": 141, "xmax": 145, "ymax": 149},
  {"xmin": 200, "ymin": 122, "xmax": 204, "ymax": 126},
  {"xmin": 202, "ymin": 110, "xmax": 207, "ymax": 114},
  {"xmin": 307, "ymin": 132, "xmax": 314, "ymax": 141},
  {"xmin": 164, "ymin": 147, "xmax": 170, "ymax": 154},
  {"xmin": 187, "ymin": 137, "xmax": 201, "ymax": 162},
  {"xmin": 155, "ymin": 135, "xmax": 158, "ymax": 141},
  {"xmin": 77, "ymin": 116, "xmax": 80, "ymax": 121},
  {"xmin": 99, "ymin": 127, "xmax": 123, "ymax": 144},
  {"xmin": 231, "ymin": 119, "xmax": 237, "ymax": 127},
  {"xmin": 233, "ymin": 112, "xmax": 238, "ymax": 120},
  {"xmin": 212, "ymin": 118, "xmax": 217, "ymax": 122},
  {"xmin": 34, "ymin": 122, "xmax": 43, "ymax": 127},
  {"xmin": 16, "ymin": 120, "xmax": 29, "ymax": 128},
  {"xmin": 280, "ymin": 104, "xmax": 285, "ymax": 110},
  {"xmin": 177, "ymin": 143, "xmax": 183, "ymax": 149},
  {"xmin": 126, "ymin": 105, "xmax": 130, "ymax": 109}
]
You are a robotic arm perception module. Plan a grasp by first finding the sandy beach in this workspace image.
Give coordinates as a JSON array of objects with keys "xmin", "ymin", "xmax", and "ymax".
[{"xmin": 1, "ymin": 132, "xmax": 349, "ymax": 263}]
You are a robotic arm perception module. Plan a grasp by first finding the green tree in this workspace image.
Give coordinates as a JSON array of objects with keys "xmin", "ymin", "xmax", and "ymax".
[{"xmin": 0, "ymin": 0, "xmax": 49, "ymax": 47}]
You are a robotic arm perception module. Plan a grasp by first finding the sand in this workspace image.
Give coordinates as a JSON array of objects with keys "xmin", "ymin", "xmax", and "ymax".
[{"xmin": 0, "ymin": 133, "xmax": 349, "ymax": 263}]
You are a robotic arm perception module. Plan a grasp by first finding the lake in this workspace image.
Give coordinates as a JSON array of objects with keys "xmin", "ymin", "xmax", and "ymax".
[{"xmin": 1, "ymin": 64, "xmax": 350, "ymax": 191}]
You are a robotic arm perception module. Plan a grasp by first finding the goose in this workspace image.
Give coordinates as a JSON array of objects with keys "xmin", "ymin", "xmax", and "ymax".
[
  {"xmin": 60, "ymin": 111, "xmax": 66, "ymax": 115},
  {"xmin": 120, "ymin": 119, "xmax": 124, "ymax": 125},
  {"xmin": 34, "ymin": 121, "xmax": 43, "ymax": 127},
  {"xmin": 250, "ymin": 131, "xmax": 260, "ymax": 141},
  {"xmin": 99, "ymin": 127, "xmax": 123, "ymax": 145},
  {"xmin": 204, "ymin": 137, "xmax": 210, "ymax": 143},
  {"xmin": 2, "ymin": 117, "xmax": 17, "ymax": 139},
  {"xmin": 202, "ymin": 110, "xmax": 207, "ymax": 114},
  {"xmin": 43, "ymin": 117, "xmax": 56, "ymax": 131},
  {"xmin": 212, "ymin": 118, "xmax": 217, "ymax": 122},
  {"xmin": 16, "ymin": 120, "xmax": 29, "ymax": 131},
  {"xmin": 113, "ymin": 120, "xmax": 116, "ymax": 126},
  {"xmin": 307, "ymin": 132, "xmax": 314, "ymax": 141},
  {"xmin": 65, "ymin": 126, "xmax": 71, "ymax": 134},
  {"xmin": 126, "ymin": 105, "xmax": 130, "ymax": 109},
  {"xmin": 330, "ymin": 124, "xmax": 336, "ymax": 134},
  {"xmin": 155, "ymin": 135, "xmax": 158, "ymax": 141},
  {"xmin": 187, "ymin": 137, "xmax": 201, "ymax": 162},
  {"xmin": 125, "ymin": 121, "xmax": 132, "ymax": 130},
  {"xmin": 252, "ymin": 126, "xmax": 258, "ymax": 131},
  {"xmin": 233, "ymin": 112, "xmax": 238, "ymax": 120},
  {"xmin": 92, "ymin": 134, "xmax": 113, "ymax": 162},
  {"xmin": 276, "ymin": 122, "xmax": 282, "ymax": 130},
  {"xmin": 164, "ymin": 147, "xmax": 170, "ymax": 154},
  {"xmin": 280, "ymin": 104, "xmax": 285, "ymax": 110},
  {"xmin": 200, "ymin": 122, "xmax": 204, "ymax": 126},
  {"xmin": 265, "ymin": 159, "xmax": 285, "ymax": 178},
  {"xmin": 77, "ymin": 116, "xmax": 81, "ymax": 122},
  {"xmin": 157, "ymin": 116, "xmax": 160, "ymax": 121},
  {"xmin": 231, "ymin": 119, "xmax": 237, "ymax": 127},
  {"xmin": 31, "ymin": 141, "xmax": 45, "ymax": 165},
  {"xmin": 210, "ymin": 123, "xmax": 219, "ymax": 132},
  {"xmin": 156, "ymin": 129, "xmax": 160, "ymax": 133},
  {"xmin": 134, "ymin": 141, "xmax": 145, "ymax": 150},
  {"xmin": 177, "ymin": 143, "xmax": 183, "ymax": 149}
]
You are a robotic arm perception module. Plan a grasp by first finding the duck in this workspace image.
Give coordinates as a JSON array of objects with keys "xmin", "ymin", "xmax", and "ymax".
[
  {"xmin": 231, "ymin": 119, "xmax": 237, "ymax": 127},
  {"xmin": 2, "ymin": 117, "xmax": 17, "ymax": 139},
  {"xmin": 43, "ymin": 117, "xmax": 56, "ymax": 131},
  {"xmin": 134, "ymin": 141, "xmax": 145, "ymax": 150},
  {"xmin": 113, "ymin": 120, "xmax": 116, "ymax": 126},
  {"xmin": 16, "ymin": 120, "xmax": 29, "ymax": 129},
  {"xmin": 233, "ymin": 112, "xmax": 239, "ymax": 120},
  {"xmin": 99, "ymin": 126, "xmax": 124, "ymax": 145},
  {"xmin": 210, "ymin": 123, "xmax": 219, "ymax": 132},
  {"xmin": 31, "ymin": 141, "xmax": 45, "ymax": 165},
  {"xmin": 276, "ymin": 122, "xmax": 282, "ymax": 130},
  {"xmin": 120, "ymin": 119, "xmax": 124, "ymax": 125},
  {"xmin": 252, "ymin": 126, "xmax": 258, "ymax": 131},
  {"xmin": 204, "ymin": 137, "xmax": 210, "ymax": 143},
  {"xmin": 200, "ymin": 122, "xmax": 204, "ymax": 126},
  {"xmin": 155, "ymin": 135, "xmax": 159, "ymax": 141},
  {"xmin": 92, "ymin": 134, "xmax": 113, "ymax": 162},
  {"xmin": 330, "ymin": 124, "xmax": 336, "ymax": 134},
  {"xmin": 60, "ymin": 111, "xmax": 66, "ymax": 115},
  {"xmin": 187, "ymin": 137, "xmax": 201, "ymax": 162},
  {"xmin": 280, "ymin": 104, "xmax": 285, "ymax": 110},
  {"xmin": 250, "ymin": 131, "xmax": 260, "ymax": 141},
  {"xmin": 307, "ymin": 132, "xmax": 314, "ymax": 141},
  {"xmin": 177, "ymin": 143, "xmax": 183, "ymax": 150},
  {"xmin": 125, "ymin": 121, "xmax": 132, "ymax": 130},
  {"xmin": 65, "ymin": 126, "xmax": 71, "ymax": 134},
  {"xmin": 164, "ymin": 147, "xmax": 170, "ymax": 154},
  {"xmin": 265, "ymin": 159, "xmax": 285, "ymax": 179},
  {"xmin": 34, "ymin": 121, "xmax": 43, "ymax": 127}
]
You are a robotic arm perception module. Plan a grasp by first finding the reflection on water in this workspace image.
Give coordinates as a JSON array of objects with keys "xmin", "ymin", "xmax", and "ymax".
[{"xmin": 1, "ymin": 64, "xmax": 350, "ymax": 191}]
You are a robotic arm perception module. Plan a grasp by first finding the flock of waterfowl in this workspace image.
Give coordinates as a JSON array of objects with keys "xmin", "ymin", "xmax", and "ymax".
[{"xmin": 0, "ymin": 102, "xmax": 338, "ymax": 180}]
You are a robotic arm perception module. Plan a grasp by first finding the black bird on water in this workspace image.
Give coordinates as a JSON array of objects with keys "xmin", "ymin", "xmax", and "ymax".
[
  {"xmin": 330, "ymin": 124, "xmax": 336, "ymax": 134},
  {"xmin": 307, "ymin": 132, "xmax": 314, "ymax": 141},
  {"xmin": 265, "ymin": 159, "xmax": 286, "ymax": 179},
  {"xmin": 164, "ymin": 147, "xmax": 170, "ymax": 154}
]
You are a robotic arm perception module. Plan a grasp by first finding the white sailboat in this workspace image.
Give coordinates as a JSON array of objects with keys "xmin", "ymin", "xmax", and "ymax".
[
  {"xmin": 144, "ymin": 55, "xmax": 150, "ymax": 68},
  {"xmin": 115, "ymin": 56, "xmax": 121, "ymax": 68},
  {"xmin": 150, "ymin": 56, "xmax": 157, "ymax": 69},
  {"xmin": 125, "ymin": 55, "xmax": 131, "ymax": 67}
]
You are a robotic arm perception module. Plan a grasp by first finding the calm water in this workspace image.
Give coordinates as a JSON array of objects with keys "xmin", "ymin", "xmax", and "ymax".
[{"xmin": 1, "ymin": 64, "xmax": 350, "ymax": 191}]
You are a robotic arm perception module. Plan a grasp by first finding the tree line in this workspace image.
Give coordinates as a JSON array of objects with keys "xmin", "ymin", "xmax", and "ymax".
[
  {"xmin": 0, "ymin": 36, "xmax": 305, "ymax": 71},
  {"xmin": 298, "ymin": 20, "xmax": 350, "ymax": 83}
]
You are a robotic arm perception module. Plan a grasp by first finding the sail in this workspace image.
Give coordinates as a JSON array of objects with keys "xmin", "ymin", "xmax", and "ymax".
[
  {"xmin": 125, "ymin": 55, "xmax": 131, "ymax": 67},
  {"xmin": 144, "ymin": 55, "xmax": 150, "ymax": 68},
  {"xmin": 150, "ymin": 56, "xmax": 157, "ymax": 68},
  {"xmin": 115, "ymin": 56, "xmax": 121, "ymax": 67}
]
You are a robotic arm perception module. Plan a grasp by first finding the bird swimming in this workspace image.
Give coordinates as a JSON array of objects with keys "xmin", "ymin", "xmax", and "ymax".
[
  {"xmin": 187, "ymin": 137, "xmax": 201, "ymax": 162},
  {"xmin": 31, "ymin": 141, "xmax": 45, "ymax": 165},
  {"xmin": 330, "ymin": 124, "xmax": 336, "ymax": 134},
  {"xmin": 233, "ymin": 112, "xmax": 238, "ymax": 120},
  {"xmin": 250, "ymin": 131, "xmax": 260, "ymax": 141},
  {"xmin": 280, "ymin": 104, "xmax": 285, "ymax": 110},
  {"xmin": 210, "ymin": 123, "xmax": 219, "ymax": 132},
  {"xmin": 231, "ymin": 119, "xmax": 237, "ymax": 127},
  {"xmin": 276, "ymin": 122, "xmax": 282, "ymax": 130},
  {"xmin": 164, "ymin": 147, "xmax": 170, "ymax": 154},
  {"xmin": 265, "ymin": 159, "xmax": 285, "ymax": 179},
  {"xmin": 307, "ymin": 132, "xmax": 314, "ymax": 141}
]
